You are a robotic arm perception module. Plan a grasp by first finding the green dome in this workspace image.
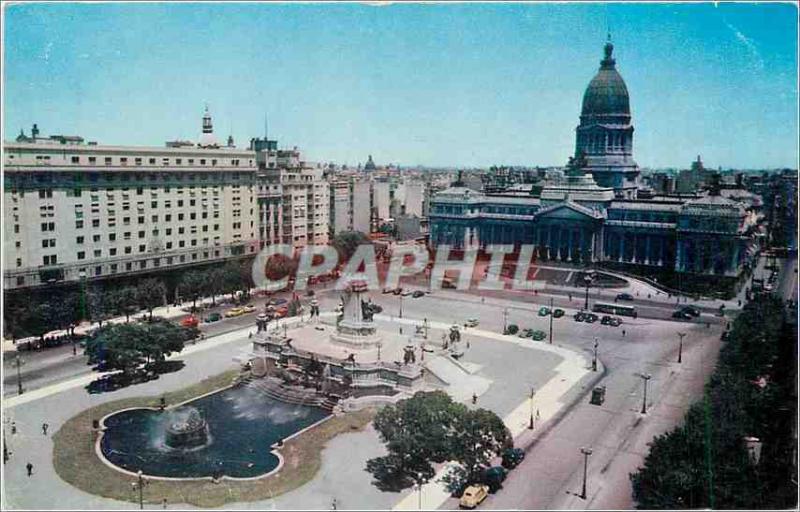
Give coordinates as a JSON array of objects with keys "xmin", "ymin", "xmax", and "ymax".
[{"xmin": 581, "ymin": 42, "xmax": 630, "ymax": 118}]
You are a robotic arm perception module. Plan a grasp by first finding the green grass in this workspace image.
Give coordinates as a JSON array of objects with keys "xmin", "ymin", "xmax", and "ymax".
[{"xmin": 52, "ymin": 370, "xmax": 376, "ymax": 508}]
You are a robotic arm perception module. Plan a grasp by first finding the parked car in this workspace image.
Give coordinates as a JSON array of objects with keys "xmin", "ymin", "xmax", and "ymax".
[
  {"xmin": 465, "ymin": 318, "xmax": 479, "ymax": 328},
  {"xmin": 205, "ymin": 312, "xmax": 222, "ymax": 323},
  {"xmin": 538, "ymin": 306, "xmax": 550, "ymax": 316},
  {"xmin": 392, "ymin": 288, "xmax": 404, "ymax": 295},
  {"xmin": 224, "ymin": 307, "xmax": 245, "ymax": 318},
  {"xmin": 609, "ymin": 317, "xmax": 622, "ymax": 327},
  {"xmin": 531, "ymin": 330, "xmax": 547, "ymax": 341},
  {"xmin": 268, "ymin": 298, "xmax": 288, "ymax": 306},
  {"xmin": 600, "ymin": 315, "xmax": 614, "ymax": 325},
  {"xmin": 274, "ymin": 306, "xmax": 289, "ymax": 318},
  {"xmin": 459, "ymin": 484, "xmax": 489, "ymax": 509},
  {"xmin": 552, "ymin": 308, "xmax": 565, "ymax": 318},
  {"xmin": 616, "ymin": 293, "xmax": 635, "ymax": 301},
  {"xmin": 501, "ymin": 447, "xmax": 526, "ymax": 469},
  {"xmin": 672, "ymin": 310, "xmax": 693, "ymax": 320},
  {"xmin": 682, "ymin": 305, "xmax": 701, "ymax": 317},
  {"xmin": 480, "ymin": 466, "xmax": 507, "ymax": 493},
  {"xmin": 412, "ymin": 290, "xmax": 426, "ymax": 298},
  {"xmin": 382, "ymin": 288, "xmax": 394, "ymax": 294},
  {"xmin": 574, "ymin": 311, "xmax": 586, "ymax": 322},
  {"xmin": 180, "ymin": 315, "xmax": 199, "ymax": 328},
  {"xmin": 584, "ymin": 313, "xmax": 599, "ymax": 323},
  {"xmin": 518, "ymin": 328, "xmax": 534, "ymax": 338}
]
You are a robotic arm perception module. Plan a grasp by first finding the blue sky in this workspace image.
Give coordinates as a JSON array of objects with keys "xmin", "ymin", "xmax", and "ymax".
[{"xmin": 3, "ymin": 2, "xmax": 798, "ymax": 169}]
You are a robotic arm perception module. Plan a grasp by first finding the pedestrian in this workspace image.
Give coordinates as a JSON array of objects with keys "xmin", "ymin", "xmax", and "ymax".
[
  {"xmin": 737, "ymin": 299, "xmax": 742, "ymax": 306},
  {"xmin": 26, "ymin": 462, "xmax": 33, "ymax": 477},
  {"xmin": 11, "ymin": 422, "xmax": 16, "ymax": 435},
  {"xmin": 331, "ymin": 498, "xmax": 338, "ymax": 511},
  {"xmin": 706, "ymin": 322, "xmax": 710, "ymax": 329},
  {"xmin": 622, "ymin": 329, "xmax": 626, "ymax": 337},
  {"xmin": 162, "ymin": 498, "xmax": 168, "ymax": 509},
  {"xmin": 472, "ymin": 392, "xmax": 477, "ymax": 405},
  {"xmin": 42, "ymin": 423, "xmax": 48, "ymax": 436},
  {"xmin": 568, "ymin": 293, "xmax": 572, "ymax": 301}
]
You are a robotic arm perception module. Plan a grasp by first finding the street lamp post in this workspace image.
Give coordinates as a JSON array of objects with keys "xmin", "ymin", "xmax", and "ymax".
[
  {"xmin": 502, "ymin": 307, "xmax": 509, "ymax": 334},
  {"xmin": 13, "ymin": 355, "xmax": 25, "ymax": 395},
  {"xmin": 592, "ymin": 338, "xmax": 598, "ymax": 372},
  {"xmin": 584, "ymin": 273, "xmax": 593, "ymax": 311},
  {"xmin": 399, "ymin": 294, "xmax": 403, "ymax": 319},
  {"xmin": 548, "ymin": 297, "xmax": 554, "ymax": 344},
  {"xmin": 580, "ymin": 447, "xmax": 593, "ymax": 500},
  {"xmin": 528, "ymin": 387, "xmax": 536, "ymax": 429},
  {"xmin": 131, "ymin": 470, "xmax": 148, "ymax": 510},
  {"xmin": 677, "ymin": 332, "xmax": 686, "ymax": 364},
  {"xmin": 640, "ymin": 373, "xmax": 652, "ymax": 414}
]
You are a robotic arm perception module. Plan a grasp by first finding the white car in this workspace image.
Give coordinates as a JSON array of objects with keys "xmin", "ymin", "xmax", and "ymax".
[{"xmin": 465, "ymin": 318, "xmax": 479, "ymax": 328}]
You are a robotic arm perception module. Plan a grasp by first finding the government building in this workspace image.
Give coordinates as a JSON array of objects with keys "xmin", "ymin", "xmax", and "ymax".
[{"xmin": 429, "ymin": 40, "xmax": 760, "ymax": 282}]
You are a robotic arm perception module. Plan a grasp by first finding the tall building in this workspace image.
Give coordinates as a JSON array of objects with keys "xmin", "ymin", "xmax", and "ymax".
[
  {"xmin": 328, "ymin": 177, "xmax": 372, "ymax": 236},
  {"xmin": 429, "ymin": 40, "xmax": 760, "ymax": 279},
  {"xmin": 4, "ymin": 110, "xmax": 330, "ymax": 290}
]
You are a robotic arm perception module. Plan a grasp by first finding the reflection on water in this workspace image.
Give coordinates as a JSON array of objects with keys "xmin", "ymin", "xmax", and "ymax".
[{"xmin": 100, "ymin": 385, "xmax": 329, "ymax": 478}]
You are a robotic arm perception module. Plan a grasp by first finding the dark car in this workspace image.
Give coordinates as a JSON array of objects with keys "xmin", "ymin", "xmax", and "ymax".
[
  {"xmin": 412, "ymin": 290, "xmax": 426, "ymax": 298},
  {"xmin": 584, "ymin": 313, "xmax": 599, "ymax": 323},
  {"xmin": 392, "ymin": 288, "xmax": 404, "ymax": 295},
  {"xmin": 574, "ymin": 311, "xmax": 586, "ymax": 322},
  {"xmin": 552, "ymin": 308, "xmax": 565, "ymax": 318},
  {"xmin": 616, "ymin": 293, "xmax": 635, "ymax": 301},
  {"xmin": 672, "ymin": 310, "xmax": 692, "ymax": 320},
  {"xmin": 609, "ymin": 317, "xmax": 623, "ymax": 327},
  {"xmin": 721, "ymin": 331, "xmax": 731, "ymax": 342},
  {"xmin": 205, "ymin": 312, "xmax": 222, "ymax": 323},
  {"xmin": 682, "ymin": 305, "xmax": 701, "ymax": 317},
  {"xmin": 480, "ymin": 466, "xmax": 508, "ymax": 493},
  {"xmin": 600, "ymin": 315, "xmax": 613, "ymax": 325},
  {"xmin": 501, "ymin": 447, "xmax": 525, "ymax": 469},
  {"xmin": 269, "ymin": 297, "xmax": 288, "ymax": 306}
]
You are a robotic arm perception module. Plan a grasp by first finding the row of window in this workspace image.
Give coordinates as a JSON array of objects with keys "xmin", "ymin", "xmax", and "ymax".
[{"xmin": 63, "ymin": 155, "xmax": 252, "ymax": 167}]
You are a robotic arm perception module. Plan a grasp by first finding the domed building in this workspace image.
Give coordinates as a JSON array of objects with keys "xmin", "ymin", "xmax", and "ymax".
[
  {"xmin": 574, "ymin": 38, "xmax": 639, "ymax": 198},
  {"xmin": 428, "ymin": 39, "xmax": 762, "ymax": 285}
]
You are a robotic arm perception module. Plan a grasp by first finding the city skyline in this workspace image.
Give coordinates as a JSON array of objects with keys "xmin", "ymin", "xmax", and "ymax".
[{"xmin": 3, "ymin": 2, "xmax": 798, "ymax": 169}]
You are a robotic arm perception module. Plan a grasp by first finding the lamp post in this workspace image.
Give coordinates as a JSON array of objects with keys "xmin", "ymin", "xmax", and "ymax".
[
  {"xmin": 583, "ymin": 272, "xmax": 593, "ymax": 311},
  {"xmin": 528, "ymin": 387, "xmax": 536, "ymax": 429},
  {"xmin": 592, "ymin": 338, "xmax": 598, "ymax": 372},
  {"xmin": 548, "ymin": 297, "xmax": 554, "ymax": 344},
  {"xmin": 12, "ymin": 355, "xmax": 25, "ymax": 395},
  {"xmin": 677, "ymin": 332, "xmax": 686, "ymax": 364},
  {"xmin": 131, "ymin": 470, "xmax": 148, "ymax": 510},
  {"xmin": 640, "ymin": 373, "xmax": 652, "ymax": 414},
  {"xmin": 502, "ymin": 307, "xmax": 509, "ymax": 334},
  {"xmin": 415, "ymin": 473, "xmax": 426, "ymax": 510},
  {"xmin": 399, "ymin": 294, "xmax": 403, "ymax": 319},
  {"xmin": 580, "ymin": 447, "xmax": 593, "ymax": 500}
]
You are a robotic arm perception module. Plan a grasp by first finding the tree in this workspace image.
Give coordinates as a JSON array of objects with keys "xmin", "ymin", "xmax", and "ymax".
[
  {"xmin": 88, "ymin": 288, "xmax": 117, "ymax": 327},
  {"xmin": 367, "ymin": 391, "xmax": 507, "ymax": 490},
  {"xmin": 332, "ymin": 231, "xmax": 371, "ymax": 264},
  {"xmin": 136, "ymin": 278, "xmax": 166, "ymax": 320},
  {"xmin": 179, "ymin": 271, "xmax": 206, "ymax": 311},
  {"xmin": 205, "ymin": 267, "xmax": 226, "ymax": 306},
  {"xmin": 112, "ymin": 286, "xmax": 140, "ymax": 322}
]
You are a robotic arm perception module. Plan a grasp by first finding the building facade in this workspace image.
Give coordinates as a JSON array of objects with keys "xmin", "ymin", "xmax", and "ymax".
[
  {"xmin": 429, "ymin": 41, "xmax": 759, "ymax": 278},
  {"xmin": 4, "ymin": 111, "xmax": 330, "ymax": 290}
]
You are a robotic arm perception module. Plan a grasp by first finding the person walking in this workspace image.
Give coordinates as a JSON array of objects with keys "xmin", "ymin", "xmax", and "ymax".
[
  {"xmin": 26, "ymin": 462, "xmax": 33, "ymax": 477},
  {"xmin": 622, "ymin": 329, "xmax": 626, "ymax": 337},
  {"xmin": 11, "ymin": 422, "xmax": 17, "ymax": 435},
  {"xmin": 42, "ymin": 423, "xmax": 49, "ymax": 436},
  {"xmin": 331, "ymin": 498, "xmax": 338, "ymax": 511}
]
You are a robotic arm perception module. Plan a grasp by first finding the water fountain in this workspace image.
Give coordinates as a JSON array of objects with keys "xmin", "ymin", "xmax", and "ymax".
[{"xmin": 163, "ymin": 406, "xmax": 209, "ymax": 449}]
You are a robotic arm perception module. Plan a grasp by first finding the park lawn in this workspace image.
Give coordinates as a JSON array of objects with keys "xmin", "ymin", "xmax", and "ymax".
[{"xmin": 53, "ymin": 370, "xmax": 376, "ymax": 508}]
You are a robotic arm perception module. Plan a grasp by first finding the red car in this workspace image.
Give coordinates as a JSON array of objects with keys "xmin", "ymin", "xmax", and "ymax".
[
  {"xmin": 180, "ymin": 315, "xmax": 199, "ymax": 328},
  {"xmin": 274, "ymin": 306, "xmax": 288, "ymax": 318}
]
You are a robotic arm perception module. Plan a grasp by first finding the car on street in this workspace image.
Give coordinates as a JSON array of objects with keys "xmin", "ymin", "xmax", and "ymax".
[
  {"xmin": 412, "ymin": 290, "xmax": 426, "ymax": 298},
  {"xmin": 501, "ymin": 447, "xmax": 526, "ymax": 469},
  {"xmin": 401, "ymin": 290, "xmax": 413, "ymax": 297},
  {"xmin": 721, "ymin": 331, "xmax": 731, "ymax": 342},
  {"xmin": 481, "ymin": 466, "xmax": 507, "ymax": 493},
  {"xmin": 584, "ymin": 313, "xmax": 599, "ymax": 323},
  {"xmin": 180, "ymin": 315, "xmax": 199, "ymax": 328},
  {"xmin": 274, "ymin": 306, "xmax": 288, "ymax": 318},
  {"xmin": 382, "ymin": 288, "xmax": 394, "ymax": 294},
  {"xmin": 610, "ymin": 317, "xmax": 622, "ymax": 326},
  {"xmin": 268, "ymin": 298, "xmax": 288, "ymax": 306},
  {"xmin": 600, "ymin": 315, "xmax": 613, "ymax": 325},
  {"xmin": 465, "ymin": 318, "xmax": 479, "ymax": 328},
  {"xmin": 573, "ymin": 311, "xmax": 586, "ymax": 322},
  {"xmin": 518, "ymin": 328, "xmax": 534, "ymax": 338},
  {"xmin": 224, "ymin": 307, "xmax": 245, "ymax": 318},
  {"xmin": 682, "ymin": 305, "xmax": 701, "ymax": 317},
  {"xmin": 538, "ymin": 306, "xmax": 550, "ymax": 316},
  {"xmin": 205, "ymin": 312, "xmax": 222, "ymax": 323},
  {"xmin": 392, "ymin": 288, "xmax": 404, "ymax": 295},
  {"xmin": 531, "ymin": 330, "xmax": 547, "ymax": 341},
  {"xmin": 616, "ymin": 293, "xmax": 635, "ymax": 301},
  {"xmin": 672, "ymin": 309, "xmax": 693, "ymax": 320},
  {"xmin": 459, "ymin": 484, "xmax": 489, "ymax": 509},
  {"xmin": 242, "ymin": 304, "xmax": 257, "ymax": 314},
  {"xmin": 552, "ymin": 308, "xmax": 565, "ymax": 318}
]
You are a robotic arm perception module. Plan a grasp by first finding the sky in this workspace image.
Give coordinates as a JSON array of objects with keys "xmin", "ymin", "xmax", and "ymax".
[{"xmin": 3, "ymin": 2, "xmax": 798, "ymax": 169}]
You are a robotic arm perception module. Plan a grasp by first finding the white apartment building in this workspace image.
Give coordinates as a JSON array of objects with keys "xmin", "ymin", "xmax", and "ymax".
[
  {"xmin": 329, "ymin": 177, "xmax": 373, "ymax": 236},
  {"xmin": 4, "ymin": 118, "xmax": 330, "ymax": 290}
]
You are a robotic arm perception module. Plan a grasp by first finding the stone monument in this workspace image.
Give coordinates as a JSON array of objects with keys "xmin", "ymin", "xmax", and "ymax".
[{"xmin": 330, "ymin": 281, "xmax": 383, "ymax": 348}]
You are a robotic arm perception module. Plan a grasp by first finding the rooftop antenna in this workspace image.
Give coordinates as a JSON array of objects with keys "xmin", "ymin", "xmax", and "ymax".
[{"xmin": 264, "ymin": 113, "xmax": 269, "ymax": 141}]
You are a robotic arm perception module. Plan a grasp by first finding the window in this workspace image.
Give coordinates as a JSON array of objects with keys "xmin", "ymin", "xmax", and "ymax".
[
  {"xmin": 43, "ymin": 255, "xmax": 57, "ymax": 265},
  {"xmin": 71, "ymin": 156, "xmax": 80, "ymax": 163},
  {"xmin": 165, "ymin": 214, "xmax": 172, "ymax": 222},
  {"xmin": 126, "ymin": 262, "xmax": 132, "ymax": 271},
  {"xmin": 88, "ymin": 157, "xmax": 96, "ymax": 164},
  {"xmin": 39, "ymin": 189, "xmax": 53, "ymax": 199},
  {"xmin": 138, "ymin": 231, "xmax": 145, "ymax": 238},
  {"xmin": 16, "ymin": 259, "xmax": 22, "ymax": 268},
  {"xmin": 110, "ymin": 264, "xmax": 118, "ymax": 273},
  {"xmin": 110, "ymin": 248, "xmax": 117, "ymax": 256},
  {"xmin": 104, "ymin": 157, "xmax": 113, "ymax": 165},
  {"xmin": 176, "ymin": 159, "xmax": 182, "ymax": 165},
  {"xmin": 149, "ymin": 158, "xmax": 156, "ymax": 165},
  {"xmin": 95, "ymin": 266, "xmax": 102, "ymax": 276},
  {"xmin": 151, "ymin": 201, "xmax": 157, "ymax": 208},
  {"xmin": 190, "ymin": 213, "xmax": 196, "ymax": 220},
  {"xmin": 178, "ymin": 213, "xmax": 184, "ymax": 221},
  {"xmin": 109, "ymin": 233, "xmax": 116, "ymax": 242},
  {"xmin": 135, "ymin": 157, "xmax": 142, "ymax": 165},
  {"xmin": 91, "ymin": 234, "xmax": 100, "ymax": 243},
  {"xmin": 139, "ymin": 245, "xmax": 146, "ymax": 252},
  {"xmin": 166, "ymin": 242, "xmax": 173, "ymax": 249},
  {"xmin": 151, "ymin": 215, "xmax": 158, "ymax": 222},
  {"xmin": 16, "ymin": 276, "xmax": 24, "ymax": 286},
  {"xmin": 138, "ymin": 216, "xmax": 145, "ymax": 224},
  {"xmin": 41, "ymin": 222, "xmax": 55, "ymax": 232},
  {"xmin": 136, "ymin": 187, "xmax": 143, "ymax": 195},
  {"xmin": 178, "ymin": 227, "xmax": 185, "ymax": 234},
  {"xmin": 125, "ymin": 246, "xmax": 132, "ymax": 254},
  {"xmin": 92, "ymin": 219, "xmax": 100, "ymax": 227},
  {"xmin": 76, "ymin": 220, "xmax": 84, "ymax": 229}
]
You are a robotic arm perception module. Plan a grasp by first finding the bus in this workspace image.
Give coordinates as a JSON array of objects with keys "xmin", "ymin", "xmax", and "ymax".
[{"xmin": 592, "ymin": 302, "xmax": 638, "ymax": 318}]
